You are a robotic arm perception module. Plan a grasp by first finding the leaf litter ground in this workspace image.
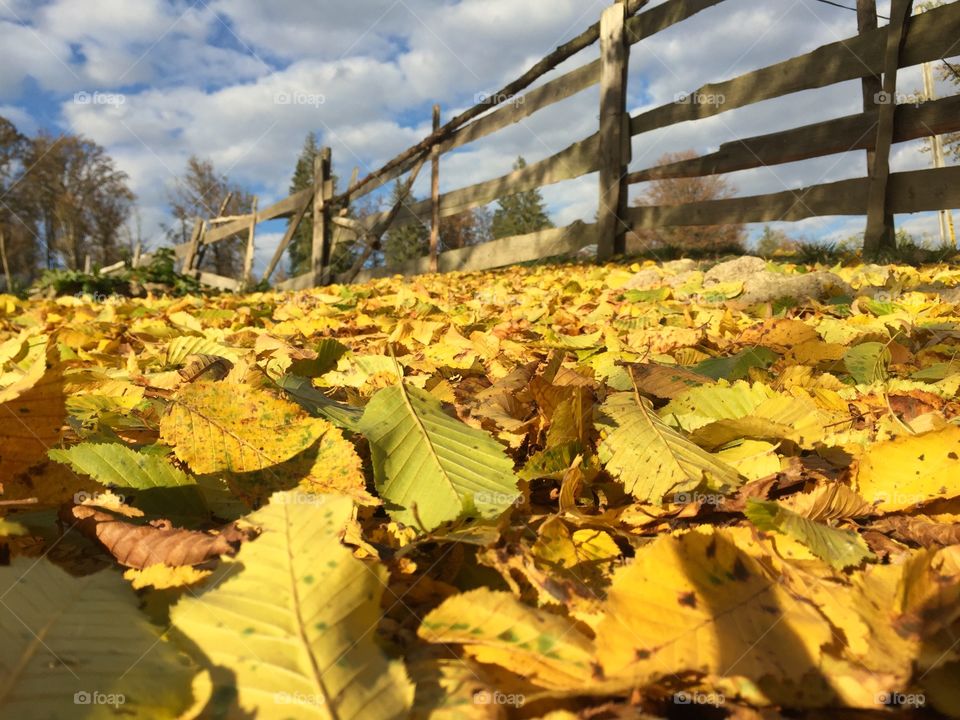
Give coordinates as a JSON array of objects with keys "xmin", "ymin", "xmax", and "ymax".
[{"xmin": 1, "ymin": 257, "xmax": 960, "ymax": 719}]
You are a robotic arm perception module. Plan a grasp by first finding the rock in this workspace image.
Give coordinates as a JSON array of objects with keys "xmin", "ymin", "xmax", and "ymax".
[
  {"xmin": 624, "ymin": 259, "xmax": 698, "ymax": 290},
  {"xmin": 665, "ymin": 270, "xmax": 701, "ymax": 288},
  {"xmin": 734, "ymin": 271, "xmax": 852, "ymax": 305},
  {"xmin": 704, "ymin": 256, "xmax": 767, "ymax": 285},
  {"xmin": 623, "ymin": 268, "xmax": 662, "ymax": 290}
]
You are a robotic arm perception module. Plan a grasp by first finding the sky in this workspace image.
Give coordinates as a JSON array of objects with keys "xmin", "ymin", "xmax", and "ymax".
[{"xmin": 0, "ymin": 0, "xmax": 957, "ymax": 275}]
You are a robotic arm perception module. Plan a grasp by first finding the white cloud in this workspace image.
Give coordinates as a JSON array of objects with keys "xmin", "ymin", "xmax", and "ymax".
[{"xmin": 2, "ymin": 0, "xmax": 958, "ymax": 277}]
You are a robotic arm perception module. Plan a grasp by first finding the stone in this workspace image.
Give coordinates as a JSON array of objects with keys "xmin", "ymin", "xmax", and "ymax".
[
  {"xmin": 704, "ymin": 256, "xmax": 767, "ymax": 285},
  {"xmin": 734, "ymin": 271, "xmax": 852, "ymax": 306},
  {"xmin": 623, "ymin": 268, "xmax": 663, "ymax": 290}
]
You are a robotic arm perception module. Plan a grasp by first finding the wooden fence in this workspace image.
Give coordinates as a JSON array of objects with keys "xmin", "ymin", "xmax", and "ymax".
[{"xmin": 172, "ymin": 0, "xmax": 960, "ymax": 291}]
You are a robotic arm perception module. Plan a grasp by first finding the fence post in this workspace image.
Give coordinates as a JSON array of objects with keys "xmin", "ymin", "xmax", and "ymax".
[
  {"xmin": 863, "ymin": 0, "xmax": 912, "ymax": 258},
  {"xmin": 597, "ymin": 0, "xmax": 631, "ymax": 261},
  {"xmin": 430, "ymin": 104, "xmax": 441, "ymax": 273},
  {"xmin": 312, "ymin": 146, "xmax": 333, "ymax": 284},
  {"xmin": 857, "ymin": 0, "xmax": 895, "ymax": 253},
  {"xmin": 242, "ymin": 197, "xmax": 258, "ymax": 288}
]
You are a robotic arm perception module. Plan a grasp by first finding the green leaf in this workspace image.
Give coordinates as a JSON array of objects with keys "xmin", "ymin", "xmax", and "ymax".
[
  {"xmin": 358, "ymin": 382, "xmax": 520, "ymax": 531},
  {"xmin": 276, "ymin": 374, "xmax": 364, "ymax": 430},
  {"xmin": 289, "ymin": 338, "xmax": 349, "ymax": 377},
  {"xmin": 624, "ymin": 287, "xmax": 670, "ymax": 303},
  {"xmin": 0, "ymin": 559, "xmax": 195, "ymax": 719},
  {"xmin": 164, "ymin": 334, "xmax": 240, "ymax": 367},
  {"xmin": 171, "ymin": 491, "xmax": 413, "ymax": 719},
  {"xmin": 844, "ymin": 342, "xmax": 891, "ymax": 384},
  {"xmin": 745, "ymin": 499, "xmax": 875, "ymax": 570},
  {"xmin": 695, "ymin": 347, "xmax": 779, "ymax": 381},
  {"xmin": 660, "ymin": 380, "xmax": 775, "ymax": 433},
  {"xmin": 598, "ymin": 391, "xmax": 741, "ymax": 504},
  {"xmin": 48, "ymin": 442, "xmax": 196, "ymax": 489},
  {"xmin": 911, "ymin": 361, "xmax": 960, "ymax": 382},
  {"xmin": 520, "ymin": 441, "xmax": 583, "ymax": 481}
]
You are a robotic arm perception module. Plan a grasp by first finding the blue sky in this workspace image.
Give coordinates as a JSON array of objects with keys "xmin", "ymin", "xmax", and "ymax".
[{"xmin": 0, "ymin": 0, "xmax": 956, "ymax": 274}]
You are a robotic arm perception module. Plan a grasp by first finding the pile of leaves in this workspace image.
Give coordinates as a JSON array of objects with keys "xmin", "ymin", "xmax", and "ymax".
[{"xmin": 1, "ymin": 258, "xmax": 960, "ymax": 719}]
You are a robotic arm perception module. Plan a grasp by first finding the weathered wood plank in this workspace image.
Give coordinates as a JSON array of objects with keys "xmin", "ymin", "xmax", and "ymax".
[
  {"xmin": 441, "ymin": 60, "xmax": 601, "ymax": 156},
  {"xmin": 333, "ymin": 0, "xmax": 649, "ymax": 207},
  {"xmin": 626, "ymin": 94, "xmax": 960, "ymax": 183},
  {"xmin": 203, "ymin": 188, "xmax": 312, "ymax": 245},
  {"xmin": 627, "ymin": 165, "xmax": 960, "ymax": 229},
  {"xmin": 864, "ymin": 0, "xmax": 913, "ymax": 256},
  {"xmin": 629, "ymin": 1, "xmax": 960, "ymax": 136},
  {"xmin": 242, "ymin": 196, "xmax": 258, "ymax": 286},
  {"xmin": 430, "ymin": 104, "xmax": 441, "ymax": 273},
  {"xmin": 625, "ymin": 0, "xmax": 725, "ymax": 45},
  {"xmin": 196, "ymin": 272, "xmax": 240, "ymax": 292},
  {"xmin": 341, "ymin": 221, "xmax": 598, "ymax": 283},
  {"xmin": 261, "ymin": 192, "xmax": 312, "ymax": 284},
  {"xmin": 180, "ymin": 219, "xmax": 203, "ymax": 272},
  {"xmin": 367, "ymin": 132, "xmax": 601, "ymax": 232},
  {"xmin": 311, "ymin": 148, "xmax": 331, "ymax": 275},
  {"xmin": 597, "ymin": 2, "xmax": 630, "ymax": 260}
]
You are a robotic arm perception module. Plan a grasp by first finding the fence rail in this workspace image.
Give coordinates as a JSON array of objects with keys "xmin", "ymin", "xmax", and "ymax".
[{"xmin": 173, "ymin": 0, "xmax": 960, "ymax": 291}]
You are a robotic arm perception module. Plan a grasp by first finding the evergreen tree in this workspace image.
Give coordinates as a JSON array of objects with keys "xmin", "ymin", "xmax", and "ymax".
[
  {"xmin": 287, "ymin": 133, "xmax": 319, "ymax": 276},
  {"xmin": 383, "ymin": 181, "xmax": 428, "ymax": 266},
  {"xmin": 286, "ymin": 132, "xmax": 341, "ymax": 276},
  {"xmin": 491, "ymin": 157, "xmax": 554, "ymax": 239}
]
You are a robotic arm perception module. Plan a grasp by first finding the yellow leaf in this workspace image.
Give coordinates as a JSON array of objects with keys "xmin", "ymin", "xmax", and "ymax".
[
  {"xmin": 595, "ymin": 527, "xmax": 834, "ymax": 697},
  {"xmin": 419, "ymin": 587, "xmax": 596, "ymax": 691},
  {"xmin": 856, "ymin": 426, "xmax": 960, "ymax": 511},
  {"xmin": 160, "ymin": 379, "xmax": 328, "ymax": 474},
  {"xmin": 124, "ymin": 563, "xmax": 213, "ymax": 590},
  {"xmin": 0, "ymin": 348, "xmax": 65, "ymax": 482}
]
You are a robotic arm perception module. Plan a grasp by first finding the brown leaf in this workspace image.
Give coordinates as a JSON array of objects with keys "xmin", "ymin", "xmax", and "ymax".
[
  {"xmin": 177, "ymin": 354, "xmax": 233, "ymax": 383},
  {"xmin": 59, "ymin": 503, "xmax": 258, "ymax": 568},
  {"xmin": 627, "ymin": 361, "xmax": 714, "ymax": 400},
  {"xmin": 871, "ymin": 515, "xmax": 960, "ymax": 548}
]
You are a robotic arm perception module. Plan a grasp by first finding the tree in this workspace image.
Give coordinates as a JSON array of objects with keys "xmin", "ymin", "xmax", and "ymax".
[
  {"xmin": 491, "ymin": 157, "xmax": 553, "ymax": 239},
  {"xmin": 439, "ymin": 208, "xmax": 492, "ymax": 250},
  {"xmin": 630, "ymin": 151, "xmax": 745, "ymax": 253},
  {"xmin": 21, "ymin": 132, "xmax": 135, "ymax": 271},
  {"xmin": 756, "ymin": 225, "xmax": 800, "ymax": 257},
  {"xmin": 169, "ymin": 156, "xmax": 253, "ymax": 278},
  {"xmin": 383, "ymin": 181, "xmax": 428, "ymax": 267},
  {"xmin": 286, "ymin": 133, "xmax": 341, "ymax": 276},
  {"xmin": 0, "ymin": 117, "xmax": 35, "ymax": 289}
]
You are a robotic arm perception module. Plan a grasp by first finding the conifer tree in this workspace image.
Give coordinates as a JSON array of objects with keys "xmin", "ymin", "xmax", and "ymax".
[{"xmin": 491, "ymin": 157, "xmax": 554, "ymax": 239}]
